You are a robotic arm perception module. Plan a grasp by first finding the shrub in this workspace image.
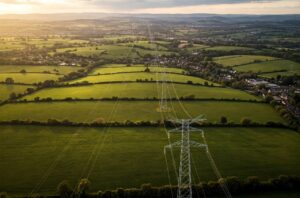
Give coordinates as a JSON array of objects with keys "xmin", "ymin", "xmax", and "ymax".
[
  {"xmin": 241, "ymin": 118, "xmax": 252, "ymax": 126},
  {"xmin": 57, "ymin": 180, "xmax": 73, "ymax": 198}
]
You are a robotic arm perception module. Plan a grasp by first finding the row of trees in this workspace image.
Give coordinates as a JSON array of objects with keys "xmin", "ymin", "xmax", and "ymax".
[
  {"xmin": 0, "ymin": 119, "xmax": 287, "ymax": 129},
  {"xmin": 55, "ymin": 175, "xmax": 300, "ymax": 198}
]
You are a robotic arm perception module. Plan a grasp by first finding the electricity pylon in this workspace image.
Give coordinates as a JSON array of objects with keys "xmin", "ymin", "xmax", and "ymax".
[{"xmin": 164, "ymin": 115, "xmax": 207, "ymax": 198}]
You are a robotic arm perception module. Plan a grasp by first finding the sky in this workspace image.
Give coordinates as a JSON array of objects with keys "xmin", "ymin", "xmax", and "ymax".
[{"xmin": 0, "ymin": 0, "xmax": 299, "ymax": 15}]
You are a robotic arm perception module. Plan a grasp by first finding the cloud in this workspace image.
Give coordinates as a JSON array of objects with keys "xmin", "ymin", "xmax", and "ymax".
[
  {"xmin": 81, "ymin": 0, "xmax": 282, "ymax": 9},
  {"xmin": 0, "ymin": 0, "xmax": 299, "ymax": 14}
]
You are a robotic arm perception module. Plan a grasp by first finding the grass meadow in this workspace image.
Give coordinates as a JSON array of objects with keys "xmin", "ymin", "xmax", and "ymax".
[
  {"xmin": 0, "ymin": 101, "xmax": 283, "ymax": 123},
  {"xmin": 0, "ymin": 73, "xmax": 62, "ymax": 84},
  {"xmin": 69, "ymin": 72, "xmax": 219, "ymax": 85},
  {"xmin": 213, "ymin": 55, "xmax": 278, "ymax": 67},
  {"xmin": 91, "ymin": 65, "xmax": 185, "ymax": 75},
  {"xmin": 0, "ymin": 126, "xmax": 299, "ymax": 194},
  {"xmin": 0, "ymin": 84, "xmax": 35, "ymax": 101},
  {"xmin": 22, "ymin": 83, "xmax": 259, "ymax": 100},
  {"xmin": 235, "ymin": 59, "xmax": 300, "ymax": 73},
  {"xmin": 0, "ymin": 65, "xmax": 80, "ymax": 75}
]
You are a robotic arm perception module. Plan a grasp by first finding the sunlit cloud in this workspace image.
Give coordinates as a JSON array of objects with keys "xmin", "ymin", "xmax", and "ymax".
[{"xmin": 0, "ymin": 0, "xmax": 299, "ymax": 14}]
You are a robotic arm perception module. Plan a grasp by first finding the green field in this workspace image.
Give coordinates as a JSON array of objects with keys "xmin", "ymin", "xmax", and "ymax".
[
  {"xmin": 0, "ymin": 126, "xmax": 299, "ymax": 194},
  {"xmin": 22, "ymin": 83, "xmax": 259, "ymax": 101},
  {"xmin": 0, "ymin": 101, "xmax": 283, "ymax": 123},
  {"xmin": 205, "ymin": 46, "xmax": 254, "ymax": 52},
  {"xmin": 259, "ymin": 70, "xmax": 300, "ymax": 78},
  {"xmin": 0, "ymin": 84, "xmax": 35, "ymax": 101},
  {"xmin": 54, "ymin": 45, "xmax": 137, "ymax": 58},
  {"xmin": 25, "ymin": 38, "xmax": 88, "ymax": 48},
  {"xmin": 91, "ymin": 65, "xmax": 185, "ymax": 75},
  {"xmin": 235, "ymin": 59, "xmax": 300, "ymax": 73},
  {"xmin": 121, "ymin": 40, "xmax": 169, "ymax": 51},
  {"xmin": 69, "ymin": 72, "xmax": 218, "ymax": 85},
  {"xmin": 0, "ymin": 73, "xmax": 62, "ymax": 84},
  {"xmin": 54, "ymin": 44, "xmax": 173, "ymax": 59},
  {"xmin": 0, "ymin": 41, "xmax": 25, "ymax": 52},
  {"xmin": 186, "ymin": 44, "xmax": 209, "ymax": 51},
  {"xmin": 0, "ymin": 65, "xmax": 80, "ymax": 75},
  {"xmin": 213, "ymin": 55, "xmax": 278, "ymax": 67}
]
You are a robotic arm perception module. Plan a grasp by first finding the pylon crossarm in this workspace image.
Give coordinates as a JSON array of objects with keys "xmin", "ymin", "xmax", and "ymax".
[
  {"xmin": 188, "ymin": 115, "xmax": 207, "ymax": 124},
  {"xmin": 165, "ymin": 141, "xmax": 182, "ymax": 149}
]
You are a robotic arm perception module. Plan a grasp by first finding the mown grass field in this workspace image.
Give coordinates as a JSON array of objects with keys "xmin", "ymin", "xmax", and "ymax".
[
  {"xmin": 0, "ymin": 65, "xmax": 80, "ymax": 75},
  {"xmin": 0, "ymin": 126, "xmax": 299, "ymax": 194},
  {"xmin": 0, "ymin": 84, "xmax": 35, "ymax": 101},
  {"xmin": 234, "ymin": 59, "xmax": 300, "ymax": 73},
  {"xmin": 0, "ymin": 73, "xmax": 62, "ymax": 84},
  {"xmin": 205, "ymin": 46, "xmax": 254, "ymax": 52},
  {"xmin": 213, "ymin": 55, "xmax": 278, "ymax": 67},
  {"xmin": 90, "ymin": 65, "xmax": 185, "ymax": 75},
  {"xmin": 0, "ymin": 101, "xmax": 283, "ymax": 123},
  {"xmin": 22, "ymin": 83, "xmax": 259, "ymax": 101},
  {"xmin": 69, "ymin": 72, "xmax": 218, "ymax": 85}
]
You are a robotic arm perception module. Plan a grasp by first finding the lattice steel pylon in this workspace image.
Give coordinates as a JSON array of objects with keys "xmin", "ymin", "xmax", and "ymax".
[{"xmin": 164, "ymin": 115, "xmax": 207, "ymax": 198}]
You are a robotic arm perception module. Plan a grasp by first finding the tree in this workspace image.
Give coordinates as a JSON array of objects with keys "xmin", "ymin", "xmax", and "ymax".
[
  {"xmin": 9, "ymin": 92, "xmax": 17, "ymax": 100},
  {"xmin": 57, "ymin": 180, "xmax": 73, "ymax": 198},
  {"xmin": 5, "ymin": 78, "xmax": 14, "ymax": 84},
  {"xmin": 77, "ymin": 178, "xmax": 91, "ymax": 197},
  {"xmin": 20, "ymin": 69, "xmax": 26, "ymax": 74},
  {"xmin": 241, "ymin": 118, "xmax": 252, "ymax": 126},
  {"xmin": 220, "ymin": 116, "xmax": 228, "ymax": 124}
]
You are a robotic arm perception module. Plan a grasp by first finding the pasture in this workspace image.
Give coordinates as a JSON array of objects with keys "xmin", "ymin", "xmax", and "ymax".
[
  {"xmin": 234, "ymin": 59, "xmax": 300, "ymax": 73},
  {"xmin": 0, "ymin": 65, "xmax": 80, "ymax": 75},
  {"xmin": 121, "ymin": 40, "xmax": 169, "ymax": 51},
  {"xmin": 90, "ymin": 65, "xmax": 185, "ymax": 75},
  {"xmin": 0, "ymin": 73, "xmax": 62, "ymax": 84},
  {"xmin": 205, "ymin": 46, "xmax": 254, "ymax": 52},
  {"xmin": 22, "ymin": 83, "xmax": 259, "ymax": 101},
  {"xmin": 0, "ymin": 84, "xmax": 35, "ymax": 101},
  {"xmin": 0, "ymin": 101, "xmax": 283, "ymax": 123},
  {"xmin": 213, "ymin": 55, "xmax": 278, "ymax": 67},
  {"xmin": 69, "ymin": 72, "xmax": 218, "ymax": 85},
  {"xmin": 0, "ymin": 126, "xmax": 299, "ymax": 194}
]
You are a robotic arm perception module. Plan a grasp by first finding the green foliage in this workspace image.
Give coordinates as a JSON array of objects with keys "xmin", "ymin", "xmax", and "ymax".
[{"xmin": 57, "ymin": 180, "xmax": 73, "ymax": 198}]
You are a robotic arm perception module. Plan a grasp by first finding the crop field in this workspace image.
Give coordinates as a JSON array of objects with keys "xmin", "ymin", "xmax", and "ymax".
[
  {"xmin": 22, "ymin": 83, "xmax": 259, "ymax": 101},
  {"xmin": 0, "ymin": 101, "xmax": 283, "ymax": 123},
  {"xmin": 234, "ymin": 59, "xmax": 300, "ymax": 73},
  {"xmin": 0, "ymin": 73, "xmax": 62, "ymax": 84},
  {"xmin": 213, "ymin": 55, "xmax": 278, "ymax": 67},
  {"xmin": 69, "ymin": 72, "xmax": 218, "ymax": 85},
  {"xmin": 90, "ymin": 65, "xmax": 185, "ymax": 74},
  {"xmin": 0, "ymin": 84, "xmax": 35, "ymax": 101},
  {"xmin": 205, "ymin": 46, "xmax": 254, "ymax": 52},
  {"xmin": 0, "ymin": 126, "xmax": 299, "ymax": 194},
  {"xmin": 0, "ymin": 65, "xmax": 80, "ymax": 75}
]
